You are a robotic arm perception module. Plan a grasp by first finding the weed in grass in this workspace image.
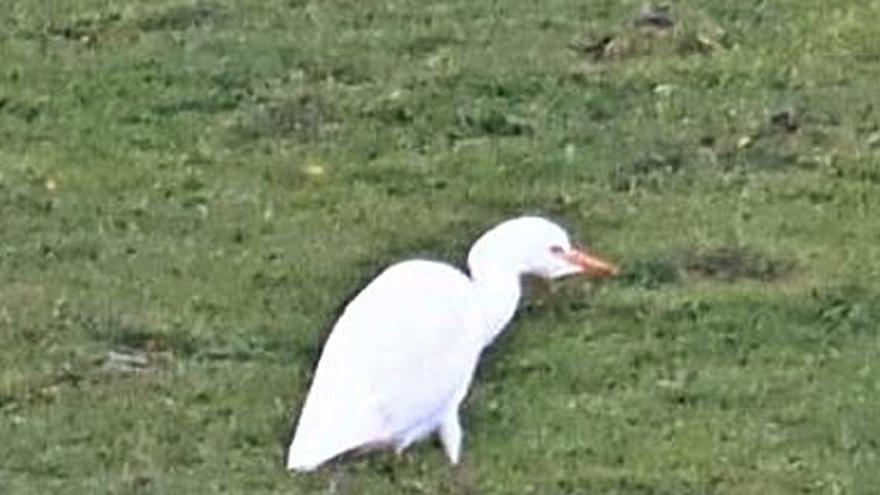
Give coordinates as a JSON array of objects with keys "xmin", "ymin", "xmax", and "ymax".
[
  {"xmin": 138, "ymin": 3, "xmax": 225, "ymax": 32},
  {"xmin": 610, "ymin": 144, "xmax": 685, "ymax": 192},
  {"xmin": 570, "ymin": 3, "xmax": 724, "ymax": 64},
  {"xmin": 455, "ymin": 107, "xmax": 534, "ymax": 139},
  {"xmin": 619, "ymin": 256, "xmax": 681, "ymax": 289},
  {"xmin": 237, "ymin": 95, "xmax": 333, "ymax": 142}
]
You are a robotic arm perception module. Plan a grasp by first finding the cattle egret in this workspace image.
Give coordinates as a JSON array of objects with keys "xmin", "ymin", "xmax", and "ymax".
[{"xmin": 286, "ymin": 216, "xmax": 617, "ymax": 472}]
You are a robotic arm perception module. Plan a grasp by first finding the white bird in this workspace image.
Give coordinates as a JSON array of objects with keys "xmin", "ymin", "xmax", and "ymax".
[{"xmin": 286, "ymin": 216, "xmax": 617, "ymax": 472}]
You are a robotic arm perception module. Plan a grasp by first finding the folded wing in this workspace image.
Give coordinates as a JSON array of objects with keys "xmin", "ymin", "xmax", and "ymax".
[{"xmin": 287, "ymin": 260, "xmax": 482, "ymax": 471}]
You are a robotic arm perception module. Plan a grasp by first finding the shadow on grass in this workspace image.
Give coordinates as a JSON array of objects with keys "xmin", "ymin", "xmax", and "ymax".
[
  {"xmin": 616, "ymin": 245, "xmax": 792, "ymax": 290},
  {"xmin": 684, "ymin": 246, "xmax": 794, "ymax": 282}
]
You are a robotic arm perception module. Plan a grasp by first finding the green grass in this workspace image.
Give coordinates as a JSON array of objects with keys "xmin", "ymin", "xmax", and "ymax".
[{"xmin": 2, "ymin": 0, "xmax": 879, "ymax": 493}]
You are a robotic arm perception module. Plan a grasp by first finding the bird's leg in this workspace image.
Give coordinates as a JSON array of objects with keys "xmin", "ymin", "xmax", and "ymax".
[
  {"xmin": 439, "ymin": 410, "xmax": 475, "ymax": 494},
  {"xmin": 438, "ymin": 410, "xmax": 462, "ymax": 464},
  {"xmin": 326, "ymin": 462, "xmax": 351, "ymax": 495},
  {"xmin": 448, "ymin": 462, "xmax": 475, "ymax": 495}
]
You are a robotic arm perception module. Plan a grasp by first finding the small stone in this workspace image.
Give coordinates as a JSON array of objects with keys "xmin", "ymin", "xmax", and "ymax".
[
  {"xmin": 654, "ymin": 83, "xmax": 674, "ymax": 96},
  {"xmin": 302, "ymin": 164, "xmax": 325, "ymax": 177},
  {"xmin": 737, "ymin": 136, "xmax": 753, "ymax": 149},
  {"xmin": 769, "ymin": 108, "xmax": 798, "ymax": 132},
  {"xmin": 570, "ymin": 34, "xmax": 614, "ymax": 60},
  {"xmin": 105, "ymin": 350, "xmax": 149, "ymax": 372},
  {"xmin": 564, "ymin": 143, "xmax": 576, "ymax": 161},
  {"xmin": 635, "ymin": 4, "xmax": 675, "ymax": 30}
]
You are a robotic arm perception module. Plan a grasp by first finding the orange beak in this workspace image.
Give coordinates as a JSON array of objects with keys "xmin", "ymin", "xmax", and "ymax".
[{"xmin": 563, "ymin": 248, "xmax": 618, "ymax": 278}]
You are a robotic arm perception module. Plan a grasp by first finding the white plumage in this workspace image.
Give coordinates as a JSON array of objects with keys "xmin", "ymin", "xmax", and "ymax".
[{"xmin": 287, "ymin": 216, "xmax": 617, "ymax": 471}]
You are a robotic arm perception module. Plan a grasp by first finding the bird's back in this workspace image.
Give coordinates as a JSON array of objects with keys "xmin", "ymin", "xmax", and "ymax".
[{"xmin": 287, "ymin": 260, "xmax": 483, "ymax": 471}]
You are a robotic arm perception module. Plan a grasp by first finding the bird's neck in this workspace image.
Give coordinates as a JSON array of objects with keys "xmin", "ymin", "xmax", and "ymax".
[{"xmin": 470, "ymin": 271, "xmax": 522, "ymax": 347}]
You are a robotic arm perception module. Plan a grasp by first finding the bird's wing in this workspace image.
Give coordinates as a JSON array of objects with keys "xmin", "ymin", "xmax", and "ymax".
[{"xmin": 287, "ymin": 260, "xmax": 483, "ymax": 471}]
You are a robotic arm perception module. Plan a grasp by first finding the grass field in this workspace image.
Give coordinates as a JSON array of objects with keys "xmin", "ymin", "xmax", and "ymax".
[{"xmin": 2, "ymin": 0, "xmax": 879, "ymax": 493}]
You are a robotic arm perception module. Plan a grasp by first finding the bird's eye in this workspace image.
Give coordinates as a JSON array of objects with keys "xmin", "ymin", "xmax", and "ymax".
[{"xmin": 549, "ymin": 245, "xmax": 565, "ymax": 255}]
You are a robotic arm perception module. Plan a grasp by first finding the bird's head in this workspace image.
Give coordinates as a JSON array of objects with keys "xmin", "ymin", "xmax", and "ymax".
[{"xmin": 467, "ymin": 216, "xmax": 618, "ymax": 281}]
